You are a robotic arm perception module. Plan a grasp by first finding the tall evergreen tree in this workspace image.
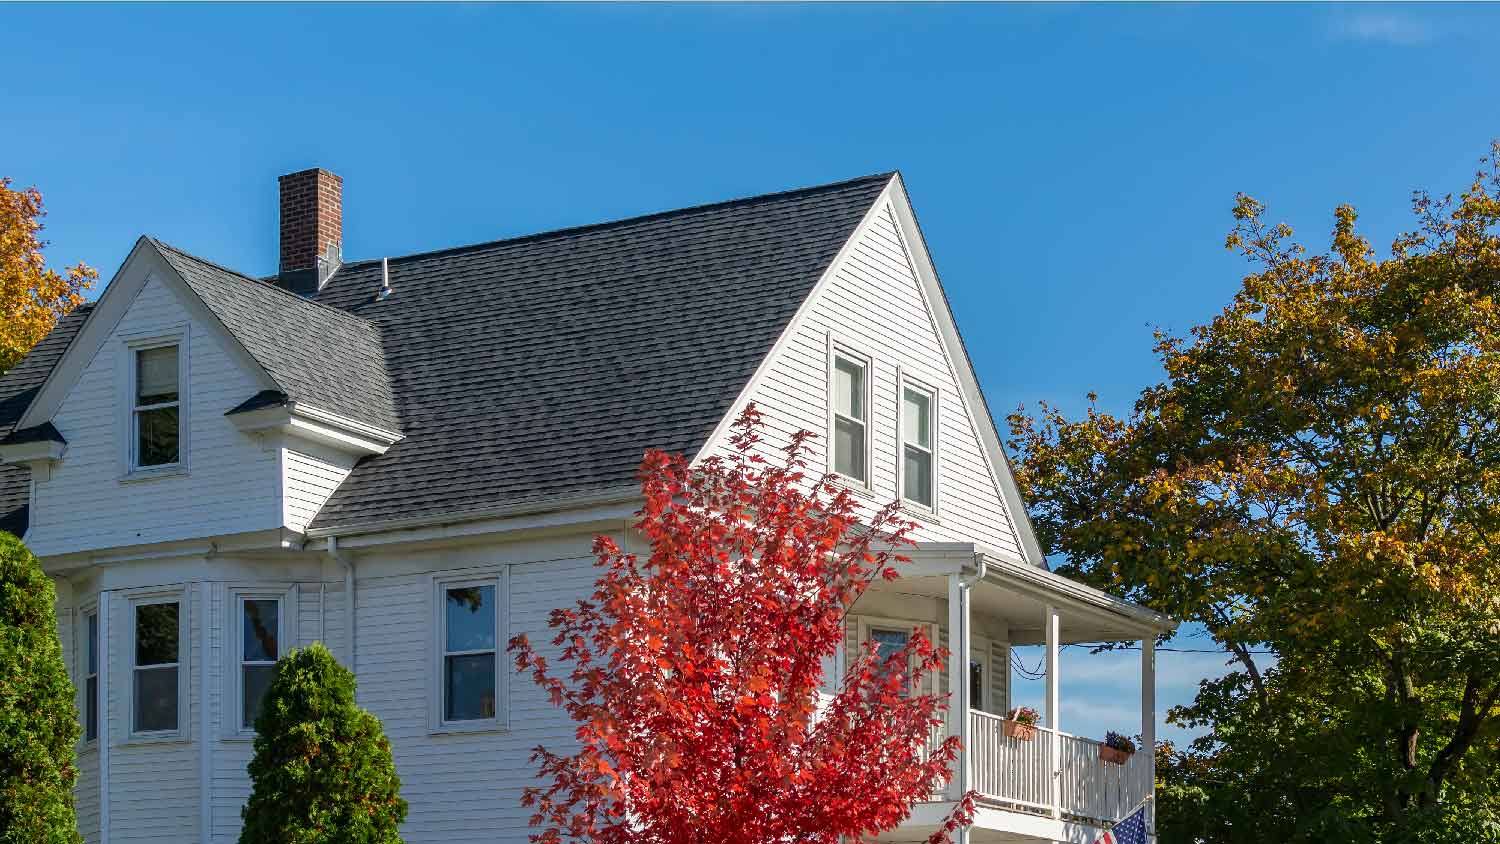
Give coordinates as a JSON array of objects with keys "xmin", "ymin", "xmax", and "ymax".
[
  {"xmin": 239, "ymin": 643, "xmax": 406, "ymax": 844},
  {"xmin": 0, "ymin": 532, "xmax": 81, "ymax": 844}
]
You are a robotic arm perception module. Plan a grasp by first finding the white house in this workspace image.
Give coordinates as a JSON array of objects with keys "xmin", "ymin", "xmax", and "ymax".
[{"xmin": 0, "ymin": 169, "xmax": 1174, "ymax": 844}]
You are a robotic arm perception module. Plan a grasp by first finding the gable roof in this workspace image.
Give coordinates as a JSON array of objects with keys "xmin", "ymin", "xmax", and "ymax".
[
  {"xmin": 0, "ymin": 304, "xmax": 94, "ymax": 536},
  {"xmin": 305, "ymin": 173, "xmax": 895, "ymax": 531},
  {"xmin": 150, "ymin": 240, "xmax": 400, "ymax": 433}
]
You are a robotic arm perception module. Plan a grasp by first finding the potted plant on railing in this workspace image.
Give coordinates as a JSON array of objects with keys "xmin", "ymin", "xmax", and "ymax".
[
  {"xmin": 1002, "ymin": 706, "xmax": 1039, "ymax": 741},
  {"xmin": 1098, "ymin": 731, "xmax": 1136, "ymax": 764}
]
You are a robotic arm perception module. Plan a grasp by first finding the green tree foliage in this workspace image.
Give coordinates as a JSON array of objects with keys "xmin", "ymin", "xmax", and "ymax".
[
  {"xmin": 1009, "ymin": 146, "xmax": 1500, "ymax": 842},
  {"xmin": 239, "ymin": 643, "xmax": 406, "ymax": 844},
  {"xmin": 0, "ymin": 532, "xmax": 80, "ymax": 844}
]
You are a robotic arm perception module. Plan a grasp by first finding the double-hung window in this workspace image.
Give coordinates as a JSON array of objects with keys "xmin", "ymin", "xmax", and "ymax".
[
  {"xmin": 133, "ymin": 600, "xmax": 180, "ymax": 734},
  {"xmin": 901, "ymin": 383, "xmax": 936, "ymax": 509},
  {"xmin": 870, "ymin": 627, "xmax": 912, "ymax": 691},
  {"xmin": 132, "ymin": 344, "xmax": 180, "ymax": 469},
  {"xmin": 83, "ymin": 610, "xmax": 99, "ymax": 742},
  {"xmin": 439, "ymin": 579, "xmax": 502, "ymax": 727},
  {"xmin": 239, "ymin": 597, "xmax": 281, "ymax": 731},
  {"xmin": 832, "ymin": 353, "xmax": 869, "ymax": 484}
]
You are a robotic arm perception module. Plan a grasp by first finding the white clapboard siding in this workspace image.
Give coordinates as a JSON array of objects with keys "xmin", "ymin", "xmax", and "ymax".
[
  {"xmin": 282, "ymin": 446, "xmax": 359, "ymax": 534},
  {"xmin": 27, "ymin": 277, "xmax": 280, "ymax": 557},
  {"xmin": 103, "ymin": 586, "xmax": 201, "ymax": 844},
  {"xmin": 705, "ymin": 204, "xmax": 1024, "ymax": 560}
]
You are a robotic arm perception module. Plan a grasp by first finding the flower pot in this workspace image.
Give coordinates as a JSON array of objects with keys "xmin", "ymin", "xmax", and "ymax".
[
  {"xmin": 1098, "ymin": 744, "xmax": 1133, "ymax": 765},
  {"xmin": 1002, "ymin": 720, "xmax": 1037, "ymax": 741}
]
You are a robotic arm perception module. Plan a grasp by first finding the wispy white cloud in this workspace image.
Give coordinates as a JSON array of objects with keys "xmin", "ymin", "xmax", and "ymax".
[{"xmin": 1329, "ymin": 11, "xmax": 1439, "ymax": 46}]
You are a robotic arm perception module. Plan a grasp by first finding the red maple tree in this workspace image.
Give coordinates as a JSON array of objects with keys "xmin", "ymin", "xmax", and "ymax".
[{"xmin": 509, "ymin": 407, "xmax": 975, "ymax": 844}]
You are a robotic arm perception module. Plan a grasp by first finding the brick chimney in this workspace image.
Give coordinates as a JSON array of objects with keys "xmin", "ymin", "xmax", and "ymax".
[{"xmin": 277, "ymin": 168, "xmax": 342, "ymax": 294}]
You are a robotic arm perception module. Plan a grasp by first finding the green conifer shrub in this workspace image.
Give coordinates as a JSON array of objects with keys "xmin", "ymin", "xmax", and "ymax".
[
  {"xmin": 239, "ymin": 642, "xmax": 406, "ymax": 844},
  {"xmin": 0, "ymin": 531, "xmax": 81, "ymax": 844}
]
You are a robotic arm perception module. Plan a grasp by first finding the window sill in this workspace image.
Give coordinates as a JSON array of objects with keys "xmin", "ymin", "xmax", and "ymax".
[
  {"xmin": 899, "ymin": 502, "xmax": 941, "ymax": 525},
  {"xmin": 119, "ymin": 465, "xmax": 188, "ymax": 484},
  {"xmin": 119, "ymin": 732, "xmax": 189, "ymax": 747},
  {"xmin": 429, "ymin": 720, "xmax": 509, "ymax": 737}
]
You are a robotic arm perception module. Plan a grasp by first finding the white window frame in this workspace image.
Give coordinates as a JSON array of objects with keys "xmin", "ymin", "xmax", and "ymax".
[
  {"xmin": 430, "ymin": 568, "xmax": 509, "ymax": 734},
  {"xmin": 229, "ymin": 587, "xmax": 294, "ymax": 738},
  {"xmin": 117, "ymin": 327, "xmax": 190, "ymax": 482},
  {"xmin": 856, "ymin": 616, "xmax": 940, "ymax": 696},
  {"xmin": 897, "ymin": 371, "xmax": 940, "ymax": 515},
  {"xmin": 80, "ymin": 603, "xmax": 99, "ymax": 746},
  {"xmin": 127, "ymin": 589, "xmax": 188, "ymax": 741},
  {"xmin": 827, "ymin": 339, "xmax": 874, "ymax": 490}
]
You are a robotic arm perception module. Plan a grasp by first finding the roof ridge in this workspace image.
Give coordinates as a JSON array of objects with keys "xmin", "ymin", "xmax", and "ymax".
[
  {"xmin": 147, "ymin": 237, "xmax": 381, "ymax": 329},
  {"xmin": 338, "ymin": 171, "xmax": 898, "ymax": 270}
]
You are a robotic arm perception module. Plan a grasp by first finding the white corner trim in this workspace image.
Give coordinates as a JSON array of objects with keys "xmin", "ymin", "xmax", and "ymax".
[
  {"xmin": 198, "ymin": 581, "xmax": 212, "ymax": 844},
  {"xmin": 229, "ymin": 402, "xmax": 401, "ymax": 457},
  {"xmin": 97, "ymin": 589, "xmax": 111, "ymax": 844}
]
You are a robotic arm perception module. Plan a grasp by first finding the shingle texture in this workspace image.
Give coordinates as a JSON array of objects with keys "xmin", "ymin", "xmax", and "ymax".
[
  {"xmin": 306, "ymin": 173, "xmax": 892, "ymax": 530},
  {"xmin": 0, "ymin": 173, "xmax": 891, "ymax": 537},
  {"xmin": 151, "ymin": 240, "xmax": 400, "ymax": 432},
  {"xmin": 0, "ymin": 305, "xmax": 94, "ymax": 536}
]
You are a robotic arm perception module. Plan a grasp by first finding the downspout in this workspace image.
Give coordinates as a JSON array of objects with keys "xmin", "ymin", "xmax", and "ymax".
[{"xmin": 327, "ymin": 536, "xmax": 356, "ymax": 678}]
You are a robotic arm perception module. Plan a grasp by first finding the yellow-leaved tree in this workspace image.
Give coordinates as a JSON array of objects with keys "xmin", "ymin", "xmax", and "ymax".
[{"xmin": 0, "ymin": 178, "xmax": 95, "ymax": 377}]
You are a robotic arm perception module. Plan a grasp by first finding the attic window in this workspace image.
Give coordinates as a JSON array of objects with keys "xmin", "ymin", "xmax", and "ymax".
[
  {"xmin": 133, "ymin": 345, "xmax": 180, "ymax": 468},
  {"xmin": 832, "ymin": 352, "xmax": 869, "ymax": 484}
]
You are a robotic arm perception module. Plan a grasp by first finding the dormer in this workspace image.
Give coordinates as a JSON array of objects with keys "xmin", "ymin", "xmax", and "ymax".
[{"xmin": 0, "ymin": 230, "xmax": 400, "ymax": 558}]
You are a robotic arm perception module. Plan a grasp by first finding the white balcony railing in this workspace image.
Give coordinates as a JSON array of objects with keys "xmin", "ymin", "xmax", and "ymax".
[{"xmin": 968, "ymin": 710, "xmax": 1152, "ymax": 826}]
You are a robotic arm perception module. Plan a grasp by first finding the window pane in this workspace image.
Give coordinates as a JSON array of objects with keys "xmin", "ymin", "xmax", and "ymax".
[
  {"xmin": 969, "ymin": 660, "xmax": 984, "ymax": 711},
  {"xmin": 904, "ymin": 445, "xmax": 933, "ymax": 506},
  {"xmin": 445, "ymin": 586, "xmax": 496, "ymax": 652},
  {"xmin": 445, "ymin": 653, "xmax": 497, "ymax": 721},
  {"xmin": 903, "ymin": 388, "xmax": 931, "ymax": 448},
  {"xmin": 242, "ymin": 599, "xmax": 279, "ymax": 662},
  {"xmin": 871, "ymin": 628, "xmax": 910, "ymax": 663},
  {"xmin": 136, "ymin": 346, "xmax": 178, "ymax": 405},
  {"xmin": 834, "ymin": 417, "xmax": 866, "ymax": 481},
  {"xmin": 135, "ymin": 603, "xmax": 178, "ymax": 666},
  {"xmin": 137, "ymin": 407, "xmax": 179, "ymax": 466},
  {"xmin": 833, "ymin": 357, "xmax": 864, "ymax": 420},
  {"xmin": 134, "ymin": 666, "xmax": 178, "ymax": 732},
  {"xmin": 87, "ymin": 614, "xmax": 98, "ymax": 675},
  {"xmin": 243, "ymin": 665, "xmax": 276, "ymax": 729},
  {"xmin": 85, "ymin": 676, "xmax": 98, "ymax": 741}
]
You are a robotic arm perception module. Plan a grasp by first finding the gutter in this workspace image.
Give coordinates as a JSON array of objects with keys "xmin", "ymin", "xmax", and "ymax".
[{"xmin": 981, "ymin": 552, "xmax": 1176, "ymax": 633}]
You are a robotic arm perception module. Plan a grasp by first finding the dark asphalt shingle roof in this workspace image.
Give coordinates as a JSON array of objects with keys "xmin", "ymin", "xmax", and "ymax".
[
  {"xmin": 306, "ymin": 172, "xmax": 892, "ymax": 530},
  {"xmin": 0, "ymin": 304, "xmax": 94, "ymax": 536},
  {"xmin": 0, "ymin": 172, "xmax": 892, "ymax": 537},
  {"xmin": 150, "ymin": 239, "xmax": 400, "ymax": 433}
]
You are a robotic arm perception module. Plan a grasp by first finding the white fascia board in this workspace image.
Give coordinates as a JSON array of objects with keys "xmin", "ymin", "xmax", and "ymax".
[
  {"xmin": 882, "ymin": 175, "xmax": 1049, "ymax": 569},
  {"xmin": 229, "ymin": 402, "xmax": 400, "ymax": 456},
  {"xmin": 689, "ymin": 175, "xmax": 898, "ymax": 468},
  {"xmin": 19, "ymin": 238, "xmax": 279, "ymax": 430},
  {"xmin": 0, "ymin": 439, "xmax": 65, "ymax": 465},
  {"xmin": 981, "ymin": 551, "xmax": 1177, "ymax": 635}
]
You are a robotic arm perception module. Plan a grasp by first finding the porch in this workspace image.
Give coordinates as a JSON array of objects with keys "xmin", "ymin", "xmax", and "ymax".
[{"xmin": 858, "ymin": 544, "xmax": 1174, "ymax": 841}]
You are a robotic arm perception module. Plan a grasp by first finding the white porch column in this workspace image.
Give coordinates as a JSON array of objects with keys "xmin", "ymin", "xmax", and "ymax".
[
  {"xmin": 1142, "ymin": 635, "xmax": 1157, "ymax": 839},
  {"xmin": 1044, "ymin": 604, "xmax": 1061, "ymax": 818},
  {"xmin": 946, "ymin": 573, "xmax": 972, "ymax": 806}
]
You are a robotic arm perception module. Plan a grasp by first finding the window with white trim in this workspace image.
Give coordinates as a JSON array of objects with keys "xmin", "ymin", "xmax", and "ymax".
[
  {"xmin": 832, "ymin": 353, "xmax": 868, "ymax": 483},
  {"xmin": 901, "ymin": 383, "xmax": 936, "ymax": 508},
  {"xmin": 441, "ymin": 581, "xmax": 499, "ymax": 725},
  {"xmin": 132, "ymin": 344, "xmax": 180, "ymax": 468},
  {"xmin": 239, "ymin": 597, "xmax": 281, "ymax": 731},
  {"xmin": 132, "ymin": 599, "xmax": 180, "ymax": 734},
  {"xmin": 83, "ymin": 609, "xmax": 99, "ymax": 742}
]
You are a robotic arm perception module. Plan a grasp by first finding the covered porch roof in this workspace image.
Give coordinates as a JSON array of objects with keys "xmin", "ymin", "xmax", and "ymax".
[{"xmin": 893, "ymin": 543, "xmax": 1176, "ymax": 644}]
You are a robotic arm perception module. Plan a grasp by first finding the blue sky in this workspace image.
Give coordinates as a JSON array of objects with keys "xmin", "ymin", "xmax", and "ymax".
[{"xmin": 6, "ymin": 3, "xmax": 1497, "ymax": 746}]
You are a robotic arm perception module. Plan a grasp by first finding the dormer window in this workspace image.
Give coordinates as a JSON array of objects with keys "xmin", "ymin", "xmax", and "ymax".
[{"xmin": 133, "ymin": 345, "xmax": 180, "ymax": 468}]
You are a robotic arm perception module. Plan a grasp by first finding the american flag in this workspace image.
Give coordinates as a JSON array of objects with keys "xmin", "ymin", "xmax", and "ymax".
[{"xmin": 1094, "ymin": 801, "xmax": 1149, "ymax": 844}]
